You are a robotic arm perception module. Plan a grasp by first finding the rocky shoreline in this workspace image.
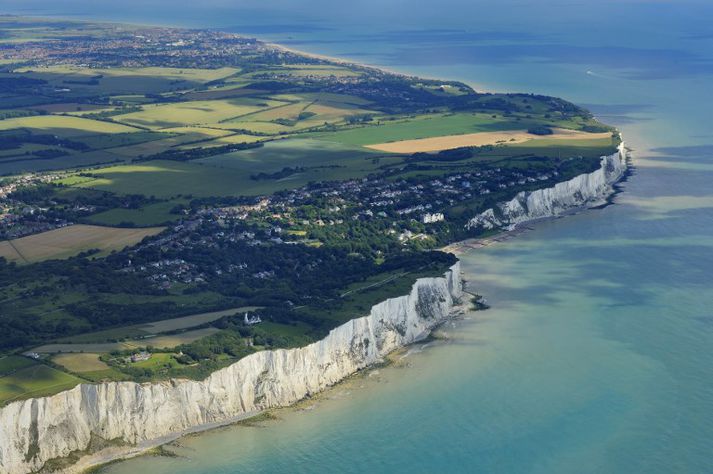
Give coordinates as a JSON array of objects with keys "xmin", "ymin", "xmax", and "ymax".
[{"xmin": 1, "ymin": 264, "xmax": 463, "ymax": 474}]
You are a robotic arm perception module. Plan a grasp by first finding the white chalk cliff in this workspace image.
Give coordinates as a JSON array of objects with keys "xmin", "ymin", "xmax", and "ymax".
[
  {"xmin": 0, "ymin": 263, "xmax": 462, "ymax": 474},
  {"xmin": 466, "ymin": 142, "xmax": 627, "ymax": 230}
]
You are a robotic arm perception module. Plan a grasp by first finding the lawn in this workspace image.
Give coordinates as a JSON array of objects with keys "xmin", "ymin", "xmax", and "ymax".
[
  {"xmin": 0, "ymin": 224, "xmax": 165, "ymax": 263},
  {"xmin": 0, "ymin": 364, "xmax": 82, "ymax": 406}
]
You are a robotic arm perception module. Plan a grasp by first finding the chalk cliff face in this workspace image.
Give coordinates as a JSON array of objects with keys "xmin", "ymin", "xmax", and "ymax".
[
  {"xmin": 0, "ymin": 263, "xmax": 462, "ymax": 474},
  {"xmin": 467, "ymin": 143, "xmax": 627, "ymax": 230}
]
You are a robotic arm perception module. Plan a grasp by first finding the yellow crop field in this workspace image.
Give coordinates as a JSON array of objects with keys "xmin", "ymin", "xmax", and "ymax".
[
  {"xmin": 0, "ymin": 224, "xmax": 165, "ymax": 263},
  {"xmin": 365, "ymin": 129, "xmax": 614, "ymax": 153},
  {"xmin": 272, "ymin": 92, "xmax": 374, "ymax": 107},
  {"xmin": 113, "ymin": 99, "xmax": 276, "ymax": 129},
  {"xmin": 236, "ymin": 102, "xmax": 308, "ymax": 122},
  {"xmin": 178, "ymin": 133, "xmax": 264, "ymax": 149},
  {"xmin": 0, "ymin": 115, "xmax": 140, "ymax": 136}
]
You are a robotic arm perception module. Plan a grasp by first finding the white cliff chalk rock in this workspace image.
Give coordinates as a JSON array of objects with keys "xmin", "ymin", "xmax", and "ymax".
[
  {"xmin": 467, "ymin": 142, "xmax": 627, "ymax": 230},
  {"xmin": 0, "ymin": 263, "xmax": 462, "ymax": 474}
]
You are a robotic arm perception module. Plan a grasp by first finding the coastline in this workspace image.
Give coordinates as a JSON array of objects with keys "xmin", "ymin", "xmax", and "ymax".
[
  {"xmin": 265, "ymin": 41, "xmax": 496, "ymax": 93},
  {"xmin": 64, "ymin": 139, "xmax": 629, "ymax": 472},
  {"xmin": 63, "ymin": 309, "xmax": 469, "ymax": 474},
  {"xmin": 2, "ymin": 263, "xmax": 464, "ymax": 474},
  {"xmin": 0, "ymin": 19, "xmax": 629, "ymax": 474},
  {"xmin": 61, "ymin": 410, "xmax": 261, "ymax": 474},
  {"xmin": 444, "ymin": 142, "xmax": 630, "ymax": 256},
  {"xmin": 56, "ymin": 284, "xmax": 469, "ymax": 474},
  {"xmin": 17, "ymin": 147, "xmax": 629, "ymax": 473}
]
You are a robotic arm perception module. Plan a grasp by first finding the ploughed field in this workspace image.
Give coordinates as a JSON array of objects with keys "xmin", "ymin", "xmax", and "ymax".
[{"xmin": 0, "ymin": 16, "xmax": 619, "ymax": 404}]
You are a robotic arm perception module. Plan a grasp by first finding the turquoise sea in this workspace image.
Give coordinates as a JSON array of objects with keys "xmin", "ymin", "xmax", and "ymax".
[{"xmin": 6, "ymin": 1, "xmax": 713, "ymax": 472}]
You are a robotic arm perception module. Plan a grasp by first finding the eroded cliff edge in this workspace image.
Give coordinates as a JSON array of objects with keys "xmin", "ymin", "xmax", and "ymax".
[
  {"xmin": 466, "ymin": 142, "xmax": 628, "ymax": 231},
  {"xmin": 0, "ymin": 263, "xmax": 462, "ymax": 474},
  {"xmin": 0, "ymin": 142, "xmax": 629, "ymax": 474}
]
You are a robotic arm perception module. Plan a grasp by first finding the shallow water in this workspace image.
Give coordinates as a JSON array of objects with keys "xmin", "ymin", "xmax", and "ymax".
[{"xmin": 7, "ymin": 1, "xmax": 713, "ymax": 472}]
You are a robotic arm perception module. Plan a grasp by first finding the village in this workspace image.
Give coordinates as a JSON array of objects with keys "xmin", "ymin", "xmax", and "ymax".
[{"xmin": 109, "ymin": 163, "xmax": 559, "ymax": 289}]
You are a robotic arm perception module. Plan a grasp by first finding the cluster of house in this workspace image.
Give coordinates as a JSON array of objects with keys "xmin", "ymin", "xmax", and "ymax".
[
  {"xmin": 120, "ymin": 258, "xmax": 206, "ymax": 289},
  {"xmin": 0, "ymin": 173, "xmax": 75, "ymax": 239},
  {"xmin": 115, "ymin": 163, "xmax": 561, "ymax": 290},
  {"xmin": 0, "ymin": 173, "xmax": 60, "ymax": 199},
  {"xmin": 128, "ymin": 351, "xmax": 152, "ymax": 363}
]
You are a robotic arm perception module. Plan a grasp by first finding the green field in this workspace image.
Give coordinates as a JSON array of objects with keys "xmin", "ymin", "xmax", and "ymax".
[
  {"xmin": 0, "ymin": 355, "xmax": 37, "ymax": 375},
  {"xmin": 0, "ymin": 363, "xmax": 82, "ymax": 405},
  {"xmin": 127, "ymin": 352, "xmax": 181, "ymax": 370},
  {"xmin": 86, "ymin": 200, "xmax": 186, "ymax": 227},
  {"xmin": 60, "ymin": 139, "xmax": 389, "ymax": 198},
  {"xmin": 113, "ymin": 98, "xmax": 279, "ymax": 129},
  {"xmin": 0, "ymin": 115, "xmax": 140, "ymax": 136},
  {"xmin": 309, "ymin": 112, "xmax": 561, "ymax": 146}
]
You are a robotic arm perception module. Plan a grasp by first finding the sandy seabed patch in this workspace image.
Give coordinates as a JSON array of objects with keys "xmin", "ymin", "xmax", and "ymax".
[{"xmin": 365, "ymin": 128, "xmax": 612, "ymax": 153}]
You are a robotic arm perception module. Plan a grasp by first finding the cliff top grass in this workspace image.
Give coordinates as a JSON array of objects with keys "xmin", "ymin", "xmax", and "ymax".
[{"xmin": 0, "ymin": 358, "xmax": 82, "ymax": 405}]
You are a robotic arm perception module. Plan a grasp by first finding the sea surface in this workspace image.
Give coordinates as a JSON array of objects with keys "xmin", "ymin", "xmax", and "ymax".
[{"xmin": 6, "ymin": 1, "xmax": 713, "ymax": 472}]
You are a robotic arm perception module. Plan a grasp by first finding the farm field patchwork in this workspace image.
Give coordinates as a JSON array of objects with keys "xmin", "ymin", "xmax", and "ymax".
[
  {"xmin": 113, "ymin": 98, "xmax": 281, "ymax": 129},
  {"xmin": 0, "ymin": 115, "xmax": 140, "ymax": 136},
  {"xmin": 0, "ymin": 16, "xmax": 620, "ymax": 406},
  {"xmin": 365, "ymin": 129, "xmax": 613, "ymax": 153},
  {"xmin": 0, "ymin": 224, "xmax": 165, "ymax": 263}
]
